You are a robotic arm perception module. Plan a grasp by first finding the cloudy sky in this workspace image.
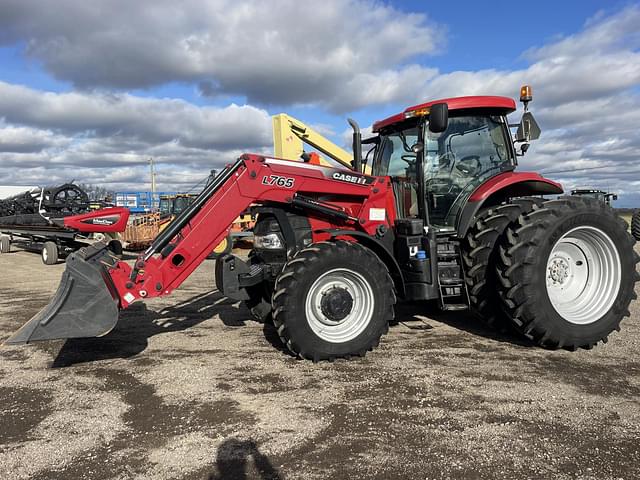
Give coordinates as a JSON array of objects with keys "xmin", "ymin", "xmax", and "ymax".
[{"xmin": 0, "ymin": 1, "xmax": 639, "ymax": 205}]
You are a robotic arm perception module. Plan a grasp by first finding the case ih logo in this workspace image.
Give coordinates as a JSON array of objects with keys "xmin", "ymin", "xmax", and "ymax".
[
  {"xmin": 82, "ymin": 216, "xmax": 119, "ymax": 226},
  {"xmin": 331, "ymin": 171, "xmax": 375, "ymax": 186}
]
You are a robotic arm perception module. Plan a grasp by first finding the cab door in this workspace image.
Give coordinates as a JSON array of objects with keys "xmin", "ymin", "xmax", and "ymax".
[{"xmin": 372, "ymin": 123, "xmax": 424, "ymax": 221}]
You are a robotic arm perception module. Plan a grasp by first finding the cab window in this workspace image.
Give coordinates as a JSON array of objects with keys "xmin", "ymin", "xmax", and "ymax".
[
  {"xmin": 424, "ymin": 115, "xmax": 513, "ymax": 226},
  {"xmin": 374, "ymin": 125, "xmax": 420, "ymax": 218}
]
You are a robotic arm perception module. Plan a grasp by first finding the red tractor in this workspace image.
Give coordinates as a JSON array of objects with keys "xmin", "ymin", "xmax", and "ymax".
[{"xmin": 7, "ymin": 88, "xmax": 638, "ymax": 361}]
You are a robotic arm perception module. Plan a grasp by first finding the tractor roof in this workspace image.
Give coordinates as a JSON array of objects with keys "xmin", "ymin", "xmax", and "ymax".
[
  {"xmin": 571, "ymin": 189, "xmax": 608, "ymax": 194},
  {"xmin": 372, "ymin": 95, "xmax": 517, "ymax": 132}
]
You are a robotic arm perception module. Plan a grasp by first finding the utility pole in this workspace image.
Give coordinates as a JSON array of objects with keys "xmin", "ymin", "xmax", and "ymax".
[{"xmin": 149, "ymin": 157, "xmax": 157, "ymax": 209}]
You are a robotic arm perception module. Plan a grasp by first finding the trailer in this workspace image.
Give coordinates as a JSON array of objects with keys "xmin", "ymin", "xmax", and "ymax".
[{"xmin": 0, "ymin": 207, "xmax": 130, "ymax": 264}]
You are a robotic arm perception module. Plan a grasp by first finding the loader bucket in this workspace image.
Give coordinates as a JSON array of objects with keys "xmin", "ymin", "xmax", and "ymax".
[{"xmin": 5, "ymin": 244, "xmax": 121, "ymax": 344}]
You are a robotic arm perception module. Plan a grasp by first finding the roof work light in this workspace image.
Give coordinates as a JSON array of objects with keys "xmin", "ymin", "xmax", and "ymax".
[{"xmin": 520, "ymin": 85, "xmax": 533, "ymax": 111}]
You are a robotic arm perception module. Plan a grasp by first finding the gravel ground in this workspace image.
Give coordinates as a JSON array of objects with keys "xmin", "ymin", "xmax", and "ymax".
[{"xmin": 1, "ymin": 247, "xmax": 639, "ymax": 480}]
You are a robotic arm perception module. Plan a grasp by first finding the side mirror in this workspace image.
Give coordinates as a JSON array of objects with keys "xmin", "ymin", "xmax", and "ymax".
[
  {"xmin": 428, "ymin": 103, "xmax": 448, "ymax": 133},
  {"xmin": 515, "ymin": 112, "xmax": 541, "ymax": 142}
]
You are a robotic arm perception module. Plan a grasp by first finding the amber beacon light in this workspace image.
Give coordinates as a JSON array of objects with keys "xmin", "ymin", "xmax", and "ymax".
[{"xmin": 520, "ymin": 85, "xmax": 533, "ymax": 102}]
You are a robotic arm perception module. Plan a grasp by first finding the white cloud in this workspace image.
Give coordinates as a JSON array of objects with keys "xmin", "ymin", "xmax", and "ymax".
[
  {"xmin": 0, "ymin": 0, "xmax": 444, "ymax": 110},
  {"xmin": 0, "ymin": 82, "xmax": 273, "ymax": 189},
  {"xmin": 0, "ymin": 124, "xmax": 70, "ymax": 153},
  {"xmin": 0, "ymin": 4, "xmax": 639, "ymax": 205},
  {"xmin": 0, "ymin": 81, "xmax": 272, "ymax": 150}
]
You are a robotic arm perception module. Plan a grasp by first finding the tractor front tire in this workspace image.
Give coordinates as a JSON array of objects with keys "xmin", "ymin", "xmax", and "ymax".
[
  {"xmin": 462, "ymin": 197, "xmax": 543, "ymax": 329},
  {"xmin": 631, "ymin": 210, "xmax": 640, "ymax": 241},
  {"xmin": 272, "ymin": 241, "xmax": 395, "ymax": 361},
  {"xmin": 496, "ymin": 196, "xmax": 639, "ymax": 350}
]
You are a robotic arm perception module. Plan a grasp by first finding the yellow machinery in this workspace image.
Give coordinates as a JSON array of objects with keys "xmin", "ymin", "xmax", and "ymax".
[
  {"xmin": 272, "ymin": 113, "xmax": 354, "ymax": 168},
  {"xmin": 158, "ymin": 194, "xmax": 197, "ymax": 231},
  {"xmin": 122, "ymin": 194, "xmax": 197, "ymax": 250}
]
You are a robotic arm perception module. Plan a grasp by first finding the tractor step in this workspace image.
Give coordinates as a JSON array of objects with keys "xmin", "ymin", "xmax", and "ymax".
[
  {"xmin": 436, "ymin": 238, "xmax": 470, "ymax": 312},
  {"xmin": 441, "ymin": 303, "xmax": 468, "ymax": 312}
]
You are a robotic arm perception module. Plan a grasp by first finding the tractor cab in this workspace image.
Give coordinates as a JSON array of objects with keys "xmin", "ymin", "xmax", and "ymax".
[
  {"xmin": 370, "ymin": 96, "xmax": 524, "ymax": 231},
  {"xmin": 158, "ymin": 194, "xmax": 196, "ymax": 218},
  {"xmin": 571, "ymin": 189, "xmax": 617, "ymax": 206}
]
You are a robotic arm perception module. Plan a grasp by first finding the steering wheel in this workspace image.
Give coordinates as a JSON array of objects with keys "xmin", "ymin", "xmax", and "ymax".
[
  {"xmin": 455, "ymin": 155, "xmax": 481, "ymax": 175},
  {"xmin": 435, "ymin": 152, "xmax": 455, "ymax": 171}
]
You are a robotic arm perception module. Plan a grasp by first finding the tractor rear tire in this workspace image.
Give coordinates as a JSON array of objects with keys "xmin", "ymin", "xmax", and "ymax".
[
  {"xmin": 631, "ymin": 210, "xmax": 640, "ymax": 241},
  {"xmin": 462, "ymin": 197, "xmax": 543, "ymax": 330},
  {"xmin": 272, "ymin": 241, "xmax": 395, "ymax": 361},
  {"xmin": 0, "ymin": 235, "xmax": 10, "ymax": 254},
  {"xmin": 496, "ymin": 196, "xmax": 639, "ymax": 350},
  {"xmin": 41, "ymin": 242, "xmax": 59, "ymax": 265}
]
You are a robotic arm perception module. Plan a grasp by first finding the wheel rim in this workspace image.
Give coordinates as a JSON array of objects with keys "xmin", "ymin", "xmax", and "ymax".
[
  {"xmin": 42, "ymin": 248, "xmax": 48, "ymax": 262},
  {"xmin": 545, "ymin": 226, "xmax": 621, "ymax": 325},
  {"xmin": 304, "ymin": 268, "xmax": 375, "ymax": 343}
]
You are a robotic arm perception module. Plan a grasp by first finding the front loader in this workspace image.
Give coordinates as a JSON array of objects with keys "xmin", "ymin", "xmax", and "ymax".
[{"xmin": 6, "ymin": 87, "xmax": 638, "ymax": 361}]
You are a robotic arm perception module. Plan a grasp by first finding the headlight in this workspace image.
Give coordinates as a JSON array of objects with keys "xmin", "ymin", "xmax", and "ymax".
[{"xmin": 254, "ymin": 232, "xmax": 284, "ymax": 250}]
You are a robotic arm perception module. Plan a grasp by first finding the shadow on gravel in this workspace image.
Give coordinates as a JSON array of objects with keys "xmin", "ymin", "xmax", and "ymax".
[
  {"xmin": 394, "ymin": 301, "xmax": 534, "ymax": 348},
  {"xmin": 208, "ymin": 438, "xmax": 282, "ymax": 480},
  {"xmin": 50, "ymin": 293, "xmax": 532, "ymax": 367},
  {"xmin": 51, "ymin": 290, "xmax": 266, "ymax": 367}
]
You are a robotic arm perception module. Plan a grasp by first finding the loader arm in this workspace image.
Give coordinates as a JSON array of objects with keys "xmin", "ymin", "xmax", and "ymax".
[{"xmin": 6, "ymin": 153, "xmax": 391, "ymax": 344}]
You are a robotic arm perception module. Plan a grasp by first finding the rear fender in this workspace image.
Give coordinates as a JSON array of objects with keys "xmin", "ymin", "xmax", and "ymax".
[{"xmin": 457, "ymin": 172, "xmax": 563, "ymax": 238}]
